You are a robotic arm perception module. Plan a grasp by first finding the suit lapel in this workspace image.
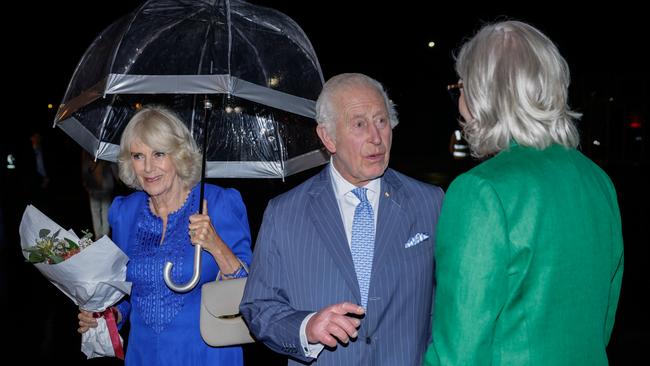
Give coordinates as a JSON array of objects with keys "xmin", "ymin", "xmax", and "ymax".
[
  {"xmin": 307, "ymin": 167, "xmax": 361, "ymax": 303},
  {"xmin": 373, "ymin": 169, "xmax": 411, "ymax": 271}
]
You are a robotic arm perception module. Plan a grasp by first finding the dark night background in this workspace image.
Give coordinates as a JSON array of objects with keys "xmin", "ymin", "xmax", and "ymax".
[{"xmin": 1, "ymin": 0, "xmax": 647, "ymax": 364}]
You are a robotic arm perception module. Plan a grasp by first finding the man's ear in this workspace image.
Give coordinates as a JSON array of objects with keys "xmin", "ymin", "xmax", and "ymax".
[{"xmin": 316, "ymin": 125, "xmax": 336, "ymax": 154}]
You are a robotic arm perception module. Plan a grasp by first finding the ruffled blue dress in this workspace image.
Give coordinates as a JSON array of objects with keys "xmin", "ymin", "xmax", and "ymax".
[{"xmin": 109, "ymin": 183, "xmax": 252, "ymax": 365}]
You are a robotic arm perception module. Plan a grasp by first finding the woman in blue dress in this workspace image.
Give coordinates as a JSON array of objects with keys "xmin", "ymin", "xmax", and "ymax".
[{"xmin": 77, "ymin": 105, "xmax": 252, "ymax": 365}]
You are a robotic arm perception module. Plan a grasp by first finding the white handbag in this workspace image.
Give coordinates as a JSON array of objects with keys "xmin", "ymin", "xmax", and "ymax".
[{"xmin": 199, "ymin": 264, "xmax": 254, "ymax": 347}]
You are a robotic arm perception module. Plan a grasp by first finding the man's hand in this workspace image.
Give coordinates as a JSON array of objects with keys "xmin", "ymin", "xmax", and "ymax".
[{"xmin": 306, "ymin": 302, "xmax": 365, "ymax": 347}]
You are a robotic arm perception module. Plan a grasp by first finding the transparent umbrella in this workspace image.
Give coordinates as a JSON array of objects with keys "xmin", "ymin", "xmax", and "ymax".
[{"xmin": 54, "ymin": 0, "xmax": 327, "ymax": 291}]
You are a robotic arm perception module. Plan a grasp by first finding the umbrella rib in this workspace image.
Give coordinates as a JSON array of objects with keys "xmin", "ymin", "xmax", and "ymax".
[{"xmin": 230, "ymin": 24, "xmax": 269, "ymax": 83}]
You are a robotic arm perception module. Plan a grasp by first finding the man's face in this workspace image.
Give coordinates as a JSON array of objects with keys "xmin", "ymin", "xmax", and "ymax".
[{"xmin": 317, "ymin": 84, "xmax": 392, "ymax": 186}]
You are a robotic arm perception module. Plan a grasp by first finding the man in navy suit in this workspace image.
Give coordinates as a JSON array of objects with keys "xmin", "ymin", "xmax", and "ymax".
[{"xmin": 241, "ymin": 73, "xmax": 444, "ymax": 365}]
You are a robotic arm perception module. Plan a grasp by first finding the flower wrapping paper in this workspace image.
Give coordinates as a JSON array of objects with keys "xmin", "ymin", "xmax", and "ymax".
[{"xmin": 19, "ymin": 204, "xmax": 131, "ymax": 359}]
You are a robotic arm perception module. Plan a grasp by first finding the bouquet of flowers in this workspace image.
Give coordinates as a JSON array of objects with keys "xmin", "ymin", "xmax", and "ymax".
[
  {"xmin": 24, "ymin": 228, "xmax": 94, "ymax": 264},
  {"xmin": 19, "ymin": 205, "xmax": 131, "ymax": 360}
]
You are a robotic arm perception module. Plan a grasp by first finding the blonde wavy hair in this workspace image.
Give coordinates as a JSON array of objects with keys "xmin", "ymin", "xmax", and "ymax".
[{"xmin": 117, "ymin": 105, "xmax": 202, "ymax": 190}]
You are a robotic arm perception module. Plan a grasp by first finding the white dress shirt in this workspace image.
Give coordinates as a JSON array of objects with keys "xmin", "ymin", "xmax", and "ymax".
[{"xmin": 329, "ymin": 161, "xmax": 380, "ymax": 246}]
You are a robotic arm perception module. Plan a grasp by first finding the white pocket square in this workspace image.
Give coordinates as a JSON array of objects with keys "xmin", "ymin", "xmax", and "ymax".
[{"xmin": 404, "ymin": 233, "xmax": 429, "ymax": 248}]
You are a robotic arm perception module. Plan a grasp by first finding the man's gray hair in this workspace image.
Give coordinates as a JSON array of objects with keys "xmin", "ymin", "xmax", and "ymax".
[{"xmin": 315, "ymin": 73, "xmax": 399, "ymax": 137}]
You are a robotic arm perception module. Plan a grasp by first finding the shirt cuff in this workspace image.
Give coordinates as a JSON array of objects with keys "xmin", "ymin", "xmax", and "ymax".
[{"xmin": 300, "ymin": 312, "xmax": 325, "ymax": 358}]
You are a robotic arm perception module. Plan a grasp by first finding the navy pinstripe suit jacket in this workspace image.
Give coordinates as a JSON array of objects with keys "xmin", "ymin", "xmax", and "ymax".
[{"xmin": 241, "ymin": 166, "xmax": 444, "ymax": 365}]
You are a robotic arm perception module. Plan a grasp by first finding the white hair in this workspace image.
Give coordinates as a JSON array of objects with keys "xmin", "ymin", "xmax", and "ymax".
[
  {"xmin": 456, "ymin": 20, "xmax": 581, "ymax": 158},
  {"xmin": 315, "ymin": 73, "xmax": 399, "ymax": 137}
]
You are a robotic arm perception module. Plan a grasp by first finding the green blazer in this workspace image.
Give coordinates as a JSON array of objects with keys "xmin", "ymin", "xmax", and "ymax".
[{"xmin": 424, "ymin": 144, "xmax": 623, "ymax": 366}]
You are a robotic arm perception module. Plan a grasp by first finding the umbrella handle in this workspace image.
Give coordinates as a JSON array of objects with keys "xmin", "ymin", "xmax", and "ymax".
[
  {"xmin": 163, "ymin": 96, "xmax": 212, "ymax": 293},
  {"xmin": 163, "ymin": 244, "xmax": 203, "ymax": 292}
]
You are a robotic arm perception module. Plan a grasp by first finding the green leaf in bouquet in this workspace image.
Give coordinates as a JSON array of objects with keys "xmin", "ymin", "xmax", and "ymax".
[
  {"xmin": 49, "ymin": 255, "xmax": 65, "ymax": 264},
  {"xmin": 65, "ymin": 238, "xmax": 80, "ymax": 250},
  {"xmin": 39, "ymin": 228, "xmax": 51, "ymax": 238},
  {"xmin": 28, "ymin": 251, "xmax": 46, "ymax": 263}
]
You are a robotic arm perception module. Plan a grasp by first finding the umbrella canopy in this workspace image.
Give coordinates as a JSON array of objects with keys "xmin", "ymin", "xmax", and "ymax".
[{"xmin": 55, "ymin": 0, "xmax": 327, "ymax": 179}]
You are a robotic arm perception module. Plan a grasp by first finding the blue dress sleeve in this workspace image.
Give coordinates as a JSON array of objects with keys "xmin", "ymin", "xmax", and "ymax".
[
  {"xmin": 108, "ymin": 195, "xmax": 131, "ymax": 327},
  {"xmin": 205, "ymin": 186, "xmax": 253, "ymax": 275}
]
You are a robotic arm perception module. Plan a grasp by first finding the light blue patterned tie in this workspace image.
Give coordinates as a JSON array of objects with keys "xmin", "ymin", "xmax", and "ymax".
[{"xmin": 350, "ymin": 187, "xmax": 375, "ymax": 308}]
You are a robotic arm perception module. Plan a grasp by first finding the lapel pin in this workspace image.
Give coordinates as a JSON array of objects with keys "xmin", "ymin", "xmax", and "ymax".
[{"xmin": 384, "ymin": 191, "xmax": 390, "ymax": 197}]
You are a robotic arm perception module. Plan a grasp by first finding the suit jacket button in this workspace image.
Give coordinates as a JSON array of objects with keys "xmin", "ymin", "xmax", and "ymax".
[{"xmin": 365, "ymin": 337, "xmax": 372, "ymax": 344}]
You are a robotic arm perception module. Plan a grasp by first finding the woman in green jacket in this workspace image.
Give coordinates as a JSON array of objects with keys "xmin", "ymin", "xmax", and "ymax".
[{"xmin": 424, "ymin": 20, "xmax": 624, "ymax": 366}]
